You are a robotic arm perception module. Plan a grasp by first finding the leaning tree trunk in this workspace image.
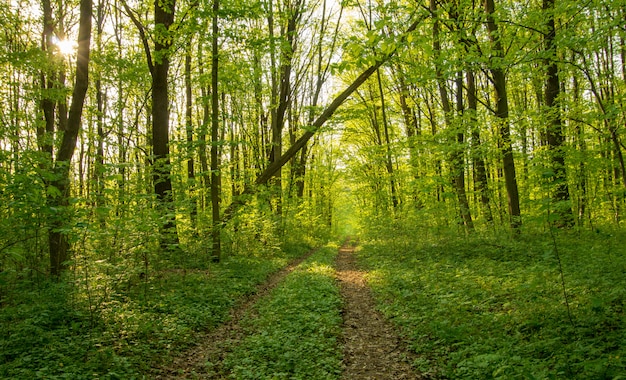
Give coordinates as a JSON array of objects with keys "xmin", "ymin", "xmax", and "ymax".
[
  {"xmin": 48, "ymin": 0, "xmax": 92, "ymax": 276},
  {"xmin": 220, "ymin": 15, "xmax": 425, "ymax": 224}
]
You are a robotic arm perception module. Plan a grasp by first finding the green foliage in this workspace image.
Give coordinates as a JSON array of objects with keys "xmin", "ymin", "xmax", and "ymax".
[
  {"xmin": 0, "ymin": 240, "xmax": 310, "ymax": 378},
  {"xmin": 223, "ymin": 245, "xmax": 343, "ymax": 379},
  {"xmin": 357, "ymin": 226, "xmax": 626, "ymax": 379}
]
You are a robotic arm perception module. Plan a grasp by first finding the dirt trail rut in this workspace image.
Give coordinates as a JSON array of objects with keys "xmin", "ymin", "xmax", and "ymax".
[
  {"xmin": 156, "ymin": 241, "xmax": 422, "ymax": 379},
  {"xmin": 154, "ymin": 249, "xmax": 318, "ymax": 379},
  {"xmin": 336, "ymin": 239, "xmax": 421, "ymax": 379}
]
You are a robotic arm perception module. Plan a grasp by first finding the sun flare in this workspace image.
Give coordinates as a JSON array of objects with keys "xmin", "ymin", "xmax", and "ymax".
[{"xmin": 52, "ymin": 36, "xmax": 76, "ymax": 56}]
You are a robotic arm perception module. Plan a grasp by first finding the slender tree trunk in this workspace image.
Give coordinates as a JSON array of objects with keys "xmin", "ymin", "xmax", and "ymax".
[
  {"xmin": 210, "ymin": 0, "xmax": 221, "ymax": 262},
  {"xmin": 266, "ymin": 0, "xmax": 280, "ymax": 212},
  {"xmin": 376, "ymin": 69, "xmax": 399, "ymax": 210},
  {"xmin": 453, "ymin": 72, "xmax": 474, "ymax": 229},
  {"xmin": 48, "ymin": 0, "xmax": 92, "ymax": 275},
  {"xmin": 230, "ymin": 116, "xmax": 240, "ymax": 198},
  {"xmin": 185, "ymin": 44, "xmax": 197, "ymax": 229},
  {"xmin": 569, "ymin": 72, "xmax": 586, "ymax": 224},
  {"xmin": 197, "ymin": 42, "xmax": 210, "ymax": 213},
  {"xmin": 293, "ymin": 0, "xmax": 342, "ymax": 199},
  {"xmin": 396, "ymin": 67, "xmax": 420, "ymax": 195},
  {"xmin": 485, "ymin": 0, "xmax": 522, "ymax": 231},
  {"xmin": 543, "ymin": 0, "xmax": 573, "ymax": 226},
  {"xmin": 95, "ymin": 0, "xmax": 106, "ymax": 227},
  {"xmin": 38, "ymin": 0, "xmax": 55, "ymax": 161},
  {"xmin": 431, "ymin": 0, "xmax": 472, "ymax": 229},
  {"xmin": 268, "ymin": 0, "xmax": 302, "ymax": 216},
  {"xmin": 114, "ymin": 1, "xmax": 127, "ymax": 218},
  {"xmin": 467, "ymin": 70, "xmax": 493, "ymax": 222}
]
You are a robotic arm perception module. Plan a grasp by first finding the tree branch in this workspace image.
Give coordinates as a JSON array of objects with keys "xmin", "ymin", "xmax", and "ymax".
[
  {"xmin": 119, "ymin": 0, "xmax": 154, "ymax": 75},
  {"xmin": 220, "ymin": 13, "xmax": 426, "ymax": 225}
]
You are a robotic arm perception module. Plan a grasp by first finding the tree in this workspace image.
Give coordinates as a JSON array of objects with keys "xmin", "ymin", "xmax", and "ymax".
[
  {"xmin": 45, "ymin": 0, "xmax": 93, "ymax": 275},
  {"xmin": 542, "ymin": 0, "xmax": 573, "ymax": 226},
  {"xmin": 123, "ymin": 0, "xmax": 180, "ymax": 251},
  {"xmin": 210, "ymin": 0, "xmax": 222, "ymax": 262},
  {"xmin": 221, "ymin": 14, "xmax": 425, "ymax": 223},
  {"xmin": 484, "ymin": 0, "xmax": 521, "ymax": 231},
  {"xmin": 430, "ymin": 0, "xmax": 473, "ymax": 229}
]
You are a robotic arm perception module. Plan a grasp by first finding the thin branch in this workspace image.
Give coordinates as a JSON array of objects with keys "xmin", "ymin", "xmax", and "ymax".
[{"xmin": 119, "ymin": 0, "xmax": 154, "ymax": 75}]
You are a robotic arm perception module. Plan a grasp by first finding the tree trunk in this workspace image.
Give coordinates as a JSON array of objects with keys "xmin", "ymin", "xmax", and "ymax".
[
  {"xmin": 395, "ymin": 66, "xmax": 420, "ymax": 197},
  {"xmin": 38, "ymin": 0, "xmax": 56, "ymax": 161},
  {"xmin": 431, "ymin": 0, "xmax": 473, "ymax": 229},
  {"xmin": 543, "ymin": 0, "xmax": 573, "ymax": 226},
  {"xmin": 485, "ymin": 0, "xmax": 522, "ymax": 231},
  {"xmin": 197, "ymin": 43, "xmax": 210, "ymax": 212},
  {"xmin": 376, "ymin": 69, "xmax": 399, "ymax": 210},
  {"xmin": 293, "ymin": 0, "xmax": 342, "ymax": 199},
  {"xmin": 152, "ymin": 0, "xmax": 179, "ymax": 250},
  {"xmin": 467, "ymin": 70, "xmax": 493, "ymax": 222},
  {"xmin": 48, "ymin": 0, "xmax": 92, "ymax": 276},
  {"xmin": 185, "ymin": 44, "xmax": 197, "ymax": 229},
  {"xmin": 268, "ymin": 0, "xmax": 303, "ymax": 216},
  {"xmin": 95, "ymin": 0, "xmax": 106, "ymax": 227},
  {"xmin": 453, "ymin": 72, "xmax": 474, "ymax": 230},
  {"xmin": 210, "ymin": 0, "xmax": 221, "ymax": 262}
]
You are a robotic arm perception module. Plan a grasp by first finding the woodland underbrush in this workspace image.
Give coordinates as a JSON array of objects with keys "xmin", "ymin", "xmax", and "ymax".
[
  {"xmin": 222, "ymin": 244, "xmax": 343, "ymax": 379},
  {"xmin": 357, "ymin": 221, "xmax": 626, "ymax": 379},
  {"xmin": 0, "ymin": 213, "xmax": 319, "ymax": 379}
]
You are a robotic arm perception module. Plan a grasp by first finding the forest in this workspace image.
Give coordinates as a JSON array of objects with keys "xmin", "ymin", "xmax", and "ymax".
[{"xmin": 1, "ymin": 0, "xmax": 626, "ymax": 378}]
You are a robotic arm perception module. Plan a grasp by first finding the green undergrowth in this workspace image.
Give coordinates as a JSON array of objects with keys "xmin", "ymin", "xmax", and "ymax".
[
  {"xmin": 222, "ymin": 244, "xmax": 343, "ymax": 379},
  {"xmin": 357, "ymin": 226, "xmax": 626, "ymax": 379},
  {"xmin": 0, "ymin": 243, "xmax": 312, "ymax": 379}
]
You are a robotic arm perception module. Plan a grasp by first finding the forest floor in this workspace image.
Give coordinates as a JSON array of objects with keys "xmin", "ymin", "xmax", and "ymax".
[
  {"xmin": 335, "ymin": 239, "xmax": 420, "ymax": 379},
  {"xmin": 154, "ymin": 239, "xmax": 420, "ymax": 379},
  {"xmin": 154, "ymin": 247, "xmax": 320, "ymax": 379}
]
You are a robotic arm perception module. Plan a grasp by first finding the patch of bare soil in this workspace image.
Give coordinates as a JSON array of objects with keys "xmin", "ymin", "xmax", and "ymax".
[
  {"xmin": 336, "ymin": 239, "xmax": 423, "ymax": 379},
  {"xmin": 153, "ymin": 249, "xmax": 318, "ymax": 379}
]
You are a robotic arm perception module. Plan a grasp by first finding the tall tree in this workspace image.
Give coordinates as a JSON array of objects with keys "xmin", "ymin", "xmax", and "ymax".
[
  {"xmin": 210, "ymin": 0, "xmax": 222, "ymax": 262},
  {"xmin": 152, "ymin": 0, "xmax": 178, "ymax": 249},
  {"xmin": 430, "ymin": 0, "xmax": 473, "ymax": 229},
  {"xmin": 376, "ymin": 68, "xmax": 399, "ymax": 210},
  {"xmin": 467, "ymin": 70, "xmax": 493, "ymax": 222},
  {"xmin": 543, "ymin": 0, "xmax": 573, "ymax": 225},
  {"xmin": 484, "ymin": 0, "xmax": 521, "ymax": 231},
  {"xmin": 123, "ymin": 0, "xmax": 180, "ymax": 250},
  {"xmin": 268, "ymin": 0, "xmax": 304, "ymax": 215},
  {"xmin": 185, "ymin": 40, "xmax": 198, "ymax": 230},
  {"xmin": 46, "ymin": 0, "xmax": 93, "ymax": 275}
]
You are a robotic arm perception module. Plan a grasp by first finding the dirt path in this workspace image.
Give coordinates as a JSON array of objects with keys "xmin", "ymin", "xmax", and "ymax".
[
  {"xmin": 336, "ymin": 239, "xmax": 422, "ymax": 379},
  {"xmin": 154, "ymin": 248, "xmax": 318, "ymax": 379},
  {"xmin": 156, "ymin": 241, "xmax": 421, "ymax": 379}
]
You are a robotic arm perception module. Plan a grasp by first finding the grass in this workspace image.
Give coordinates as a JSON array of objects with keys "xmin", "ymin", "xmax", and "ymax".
[
  {"xmin": 356, "ymin": 226, "xmax": 626, "ymax": 379},
  {"xmin": 0, "ymin": 243, "xmax": 312, "ymax": 379},
  {"xmin": 223, "ymin": 244, "xmax": 343, "ymax": 379}
]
